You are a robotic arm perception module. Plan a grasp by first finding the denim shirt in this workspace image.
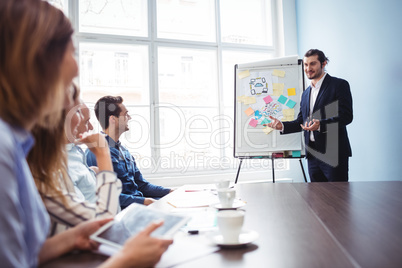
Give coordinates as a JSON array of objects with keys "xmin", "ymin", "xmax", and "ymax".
[
  {"xmin": 0, "ymin": 119, "xmax": 50, "ymax": 268},
  {"xmin": 85, "ymin": 136, "xmax": 170, "ymax": 209}
]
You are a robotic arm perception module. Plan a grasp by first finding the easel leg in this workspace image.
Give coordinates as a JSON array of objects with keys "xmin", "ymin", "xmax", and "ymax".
[
  {"xmin": 235, "ymin": 159, "xmax": 243, "ymax": 184},
  {"xmin": 272, "ymin": 157, "xmax": 275, "ymax": 183},
  {"xmin": 299, "ymin": 158, "xmax": 308, "ymax": 183}
]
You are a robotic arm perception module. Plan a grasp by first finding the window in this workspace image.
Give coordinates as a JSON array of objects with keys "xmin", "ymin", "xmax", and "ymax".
[
  {"xmin": 157, "ymin": 0, "xmax": 216, "ymax": 42},
  {"xmin": 51, "ymin": 0, "xmax": 280, "ymax": 177},
  {"xmin": 79, "ymin": 0, "xmax": 148, "ymax": 36},
  {"xmin": 79, "ymin": 42, "xmax": 149, "ymax": 105},
  {"xmin": 220, "ymin": 0, "xmax": 272, "ymax": 46}
]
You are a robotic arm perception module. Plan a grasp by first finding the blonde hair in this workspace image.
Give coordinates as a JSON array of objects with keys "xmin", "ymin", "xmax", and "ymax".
[
  {"xmin": 0, "ymin": 0, "xmax": 73, "ymax": 129},
  {"xmin": 28, "ymin": 113, "xmax": 69, "ymax": 203},
  {"xmin": 28, "ymin": 83, "xmax": 81, "ymax": 205}
]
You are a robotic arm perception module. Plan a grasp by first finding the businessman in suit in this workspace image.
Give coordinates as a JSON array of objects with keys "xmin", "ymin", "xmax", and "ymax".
[{"xmin": 267, "ymin": 49, "xmax": 353, "ymax": 182}]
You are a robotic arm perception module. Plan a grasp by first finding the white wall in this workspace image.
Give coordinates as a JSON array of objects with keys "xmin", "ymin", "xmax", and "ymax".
[
  {"xmin": 279, "ymin": 0, "xmax": 298, "ymax": 56},
  {"xmin": 295, "ymin": 0, "xmax": 402, "ymax": 181}
]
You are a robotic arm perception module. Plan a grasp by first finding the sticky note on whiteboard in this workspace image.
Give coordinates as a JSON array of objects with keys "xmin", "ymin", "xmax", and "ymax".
[
  {"xmin": 263, "ymin": 126, "xmax": 274, "ymax": 134},
  {"xmin": 261, "ymin": 118, "xmax": 271, "ymax": 125},
  {"xmin": 273, "ymin": 83, "xmax": 284, "ymax": 90},
  {"xmin": 238, "ymin": 70, "xmax": 250, "ymax": 79},
  {"xmin": 272, "ymin": 69, "xmax": 285, "ymax": 77},
  {"xmin": 273, "ymin": 89, "xmax": 283, "ymax": 96},
  {"xmin": 244, "ymin": 107, "xmax": 254, "ymax": 116},
  {"xmin": 237, "ymin": 95, "xmax": 247, "ymax": 103},
  {"xmin": 249, "ymin": 119, "xmax": 258, "ymax": 127},
  {"xmin": 263, "ymin": 95, "xmax": 273, "ymax": 104},
  {"xmin": 282, "ymin": 115, "xmax": 294, "ymax": 122},
  {"xmin": 283, "ymin": 108, "xmax": 295, "ymax": 117},
  {"xmin": 287, "ymin": 88, "xmax": 296, "ymax": 96},
  {"xmin": 278, "ymin": 95, "xmax": 288, "ymax": 104},
  {"xmin": 286, "ymin": 99, "xmax": 297, "ymax": 108},
  {"xmin": 244, "ymin": 96, "xmax": 256, "ymax": 105}
]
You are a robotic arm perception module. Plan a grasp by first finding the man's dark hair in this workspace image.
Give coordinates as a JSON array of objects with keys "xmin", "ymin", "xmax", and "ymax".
[
  {"xmin": 304, "ymin": 49, "xmax": 329, "ymax": 66},
  {"xmin": 94, "ymin": 96, "xmax": 124, "ymax": 130}
]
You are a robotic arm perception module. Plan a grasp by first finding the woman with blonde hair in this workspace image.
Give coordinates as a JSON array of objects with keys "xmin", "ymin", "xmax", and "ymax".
[
  {"xmin": 0, "ymin": 1, "xmax": 172, "ymax": 267},
  {"xmin": 28, "ymin": 83, "xmax": 122, "ymax": 236}
]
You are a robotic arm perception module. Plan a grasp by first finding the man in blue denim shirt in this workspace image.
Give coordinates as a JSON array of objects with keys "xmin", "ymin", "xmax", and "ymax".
[{"xmin": 86, "ymin": 96, "xmax": 172, "ymax": 209}]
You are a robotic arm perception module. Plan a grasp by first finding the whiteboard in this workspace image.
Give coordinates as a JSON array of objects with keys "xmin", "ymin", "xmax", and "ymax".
[{"xmin": 234, "ymin": 55, "xmax": 305, "ymax": 158}]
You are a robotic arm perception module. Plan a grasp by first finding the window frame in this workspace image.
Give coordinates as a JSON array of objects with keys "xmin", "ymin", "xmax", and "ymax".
[{"xmin": 65, "ymin": 0, "xmax": 286, "ymax": 181}]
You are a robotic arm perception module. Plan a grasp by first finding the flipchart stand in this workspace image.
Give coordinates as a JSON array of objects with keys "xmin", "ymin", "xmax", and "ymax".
[{"xmin": 234, "ymin": 154, "xmax": 308, "ymax": 184}]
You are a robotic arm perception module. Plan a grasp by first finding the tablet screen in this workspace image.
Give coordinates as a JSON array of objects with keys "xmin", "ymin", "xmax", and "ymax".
[{"xmin": 91, "ymin": 203, "xmax": 189, "ymax": 249}]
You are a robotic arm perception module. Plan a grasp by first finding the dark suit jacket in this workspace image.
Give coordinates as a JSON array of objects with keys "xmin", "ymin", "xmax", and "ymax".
[{"xmin": 282, "ymin": 74, "xmax": 353, "ymax": 159}]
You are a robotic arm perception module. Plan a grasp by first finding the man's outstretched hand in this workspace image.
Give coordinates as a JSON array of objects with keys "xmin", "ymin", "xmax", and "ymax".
[
  {"xmin": 263, "ymin": 116, "xmax": 283, "ymax": 131},
  {"xmin": 300, "ymin": 119, "xmax": 320, "ymax": 131}
]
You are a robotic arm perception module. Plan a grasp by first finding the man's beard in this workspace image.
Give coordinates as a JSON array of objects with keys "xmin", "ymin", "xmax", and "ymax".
[{"xmin": 307, "ymin": 69, "xmax": 323, "ymax": 80}]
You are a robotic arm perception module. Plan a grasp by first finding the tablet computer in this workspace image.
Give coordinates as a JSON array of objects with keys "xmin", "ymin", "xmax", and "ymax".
[{"xmin": 91, "ymin": 203, "xmax": 190, "ymax": 249}]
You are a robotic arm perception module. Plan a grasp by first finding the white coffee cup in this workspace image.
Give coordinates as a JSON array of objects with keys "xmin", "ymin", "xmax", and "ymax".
[
  {"xmin": 217, "ymin": 188, "xmax": 236, "ymax": 208},
  {"xmin": 217, "ymin": 210, "xmax": 245, "ymax": 244},
  {"xmin": 214, "ymin": 178, "xmax": 230, "ymax": 190}
]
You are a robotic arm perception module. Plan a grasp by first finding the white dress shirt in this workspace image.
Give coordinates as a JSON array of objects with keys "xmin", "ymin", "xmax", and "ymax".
[{"xmin": 308, "ymin": 72, "xmax": 327, "ymax": 141}]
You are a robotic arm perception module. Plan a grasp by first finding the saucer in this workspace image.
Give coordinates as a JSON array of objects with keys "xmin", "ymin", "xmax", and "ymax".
[
  {"xmin": 210, "ymin": 200, "xmax": 246, "ymax": 210},
  {"xmin": 209, "ymin": 229, "xmax": 259, "ymax": 248}
]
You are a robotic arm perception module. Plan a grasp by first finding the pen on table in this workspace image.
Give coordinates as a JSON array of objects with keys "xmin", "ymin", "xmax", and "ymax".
[
  {"xmin": 185, "ymin": 189, "xmax": 208, "ymax": 192},
  {"xmin": 167, "ymin": 201, "xmax": 177, "ymax": 208}
]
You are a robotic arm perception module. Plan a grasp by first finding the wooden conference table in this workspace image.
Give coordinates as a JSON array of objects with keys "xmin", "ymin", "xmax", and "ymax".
[{"xmin": 41, "ymin": 181, "xmax": 402, "ymax": 268}]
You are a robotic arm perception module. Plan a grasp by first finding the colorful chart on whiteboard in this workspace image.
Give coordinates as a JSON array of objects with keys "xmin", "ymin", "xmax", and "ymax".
[
  {"xmin": 234, "ymin": 56, "xmax": 304, "ymax": 157},
  {"xmin": 237, "ymin": 69, "xmax": 297, "ymax": 135}
]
